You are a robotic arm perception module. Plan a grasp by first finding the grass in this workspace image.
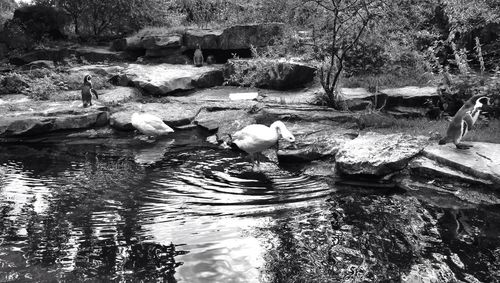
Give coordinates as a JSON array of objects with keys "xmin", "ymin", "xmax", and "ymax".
[{"xmin": 358, "ymin": 112, "xmax": 500, "ymax": 143}]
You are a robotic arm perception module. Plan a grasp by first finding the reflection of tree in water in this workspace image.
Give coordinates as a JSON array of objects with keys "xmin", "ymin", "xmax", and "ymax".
[
  {"xmin": 0, "ymin": 146, "xmax": 183, "ymax": 281},
  {"xmin": 260, "ymin": 193, "xmax": 450, "ymax": 282}
]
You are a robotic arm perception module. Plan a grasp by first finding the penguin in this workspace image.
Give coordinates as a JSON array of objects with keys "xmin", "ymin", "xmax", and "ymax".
[
  {"xmin": 206, "ymin": 55, "xmax": 215, "ymax": 65},
  {"xmin": 439, "ymin": 94, "xmax": 489, "ymax": 149},
  {"xmin": 193, "ymin": 44, "xmax": 204, "ymax": 67},
  {"xmin": 81, "ymin": 75, "xmax": 98, "ymax": 108}
]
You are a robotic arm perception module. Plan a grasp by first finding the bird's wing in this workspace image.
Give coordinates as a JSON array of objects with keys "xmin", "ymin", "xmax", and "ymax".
[{"xmin": 91, "ymin": 88, "xmax": 98, "ymax": 99}]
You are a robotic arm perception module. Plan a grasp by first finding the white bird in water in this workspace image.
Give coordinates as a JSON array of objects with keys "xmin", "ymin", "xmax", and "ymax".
[
  {"xmin": 231, "ymin": 121, "xmax": 295, "ymax": 170},
  {"xmin": 131, "ymin": 109, "xmax": 174, "ymax": 140}
]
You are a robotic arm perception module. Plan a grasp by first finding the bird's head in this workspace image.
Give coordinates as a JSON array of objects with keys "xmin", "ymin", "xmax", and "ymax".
[
  {"xmin": 476, "ymin": 96, "xmax": 490, "ymax": 108},
  {"xmin": 272, "ymin": 121, "xmax": 296, "ymax": 143},
  {"xmin": 83, "ymin": 75, "xmax": 92, "ymax": 84}
]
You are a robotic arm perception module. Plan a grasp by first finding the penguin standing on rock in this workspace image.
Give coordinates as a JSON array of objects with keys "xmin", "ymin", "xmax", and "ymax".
[
  {"xmin": 193, "ymin": 44, "xmax": 204, "ymax": 67},
  {"xmin": 439, "ymin": 94, "xmax": 489, "ymax": 149},
  {"xmin": 81, "ymin": 75, "xmax": 98, "ymax": 108}
]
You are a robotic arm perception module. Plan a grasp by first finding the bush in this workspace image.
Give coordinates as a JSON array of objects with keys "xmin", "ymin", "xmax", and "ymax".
[
  {"xmin": 26, "ymin": 76, "xmax": 59, "ymax": 100},
  {"xmin": 13, "ymin": 5, "xmax": 70, "ymax": 40},
  {"xmin": 0, "ymin": 73, "xmax": 29, "ymax": 94}
]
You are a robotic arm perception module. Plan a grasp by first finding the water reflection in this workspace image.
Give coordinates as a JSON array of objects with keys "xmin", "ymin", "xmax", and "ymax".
[{"xmin": 0, "ymin": 132, "xmax": 499, "ymax": 282}]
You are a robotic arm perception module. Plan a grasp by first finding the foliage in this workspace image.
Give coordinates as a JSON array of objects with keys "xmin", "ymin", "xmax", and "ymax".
[
  {"xmin": 292, "ymin": 0, "xmax": 385, "ymax": 109},
  {"xmin": 226, "ymin": 45, "xmax": 282, "ymax": 88},
  {"xmin": 0, "ymin": 72, "xmax": 29, "ymax": 94},
  {"xmin": 32, "ymin": 0, "xmax": 172, "ymax": 38},
  {"xmin": 12, "ymin": 5, "xmax": 70, "ymax": 40},
  {"xmin": 0, "ymin": 0, "xmax": 17, "ymax": 29},
  {"xmin": 26, "ymin": 76, "xmax": 60, "ymax": 100}
]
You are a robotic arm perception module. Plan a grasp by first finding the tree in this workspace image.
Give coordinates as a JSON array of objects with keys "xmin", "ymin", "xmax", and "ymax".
[{"xmin": 299, "ymin": 0, "xmax": 384, "ymax": 109}]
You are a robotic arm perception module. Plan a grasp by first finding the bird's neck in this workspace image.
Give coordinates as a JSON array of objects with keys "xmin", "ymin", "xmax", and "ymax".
[{"xmin": 269, "ymin": 122, "xmax": 282, "ymax": 138}]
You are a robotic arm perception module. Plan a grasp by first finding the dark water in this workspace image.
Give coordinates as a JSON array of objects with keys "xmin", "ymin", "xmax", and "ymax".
[{"xmin": 0, "ymin": 130, "xmax": 499, "ymax": 282}]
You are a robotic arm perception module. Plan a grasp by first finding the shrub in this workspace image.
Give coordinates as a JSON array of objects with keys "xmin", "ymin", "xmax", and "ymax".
[
  {"xmin": 26, "ymin": 76, "xmax": 59, "ymax": 100},
  {"xmin": 13, "ymin": 5, "xmax": 70, "ymax": 40},
  {"xmin": 0, "ymin": 73, "xmax": 29, "ymax": 94}
]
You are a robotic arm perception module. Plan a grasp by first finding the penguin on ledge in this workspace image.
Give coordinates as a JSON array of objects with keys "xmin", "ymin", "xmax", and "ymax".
[
  {"xmin": 439, "ymin": 94, "xmax": 489, "ymax": 149},
  {"xmin": 81, "ymin": 75, "xmax": 98, "ymax": 107}
]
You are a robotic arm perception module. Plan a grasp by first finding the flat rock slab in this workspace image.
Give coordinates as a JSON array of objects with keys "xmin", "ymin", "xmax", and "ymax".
[
  {"xmin": 423, "ymin": 143, "xmax": 500, "ymax": 186},
  {"xmin": 122, "ymin": 64, "xmax": 224, "ymax": 95},
  {"xmin": 336, "ymin": 132, "xmax": 429, "ymax": 176},
  {"xmin": 341, "ymin": 86, "xmax": 439, "ymax": 110},
  {"xmin": 110, "ymin": 102, "xmax": 202, "ymax": 130},
  {"xmin": 409, "ymin": 156, "xmax": 493, "ymax": 186},
  {"xmin": 277, "ymin": 122, "xmax": 358, "ymax": 162},
  {"xmin": 0, "ymin": 101, "xmax": 108, "ymax": 138},
  {"xmin": 260, "ymin": 104, "xmax": 358, "ymax": 124},
  {"xmin": 51, "ymin": 87, "xmax": 141, "ymax": 104}
]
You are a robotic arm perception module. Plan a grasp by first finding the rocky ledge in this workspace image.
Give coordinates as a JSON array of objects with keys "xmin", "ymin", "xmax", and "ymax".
[{"xmin": 0, "ymin": 83, "xmax": 498, "ymax": 189}]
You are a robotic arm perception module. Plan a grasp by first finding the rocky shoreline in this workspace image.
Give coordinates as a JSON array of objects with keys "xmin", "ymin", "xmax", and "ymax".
[
  {"xmin": 1, "ymin": 81, "xmax": 498, "ymax": 190},
  {"xmin": 1, "ymin": 23, "xmax": 498, "ymax": 190}
]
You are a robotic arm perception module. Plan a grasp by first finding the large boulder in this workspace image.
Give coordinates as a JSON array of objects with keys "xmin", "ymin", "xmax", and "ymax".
[
  {"xmin": 110, "ymin": 102, "xmax": 202, "ymax": 131},
  {"xmin": 183, "ymin": 23, "xmax": 284, "ymax": 50},
  {"xmin": 423, "ymin": 143, "xmax": 500, "ymax": 186},
  {"xmin": 120, "ymin": 63, "xmax": 224, "ymax": 95},
  {"xmin": 142, "ymin": 34, "xmax": 183, "ymax": 50},
  {"xmin": 184, "ymin": 29, "xmax": 222, "ymax": 49},
  {"xmin": 335, "ymin": 132, "xmax": 429, "ymax": 177},
  {"xmin": 0, "ymin": 100, "xmax": 108, "ymax": 138},
  {"xmin": 224, "ymin": 58, "xmax": 316, "ymax": 90}
]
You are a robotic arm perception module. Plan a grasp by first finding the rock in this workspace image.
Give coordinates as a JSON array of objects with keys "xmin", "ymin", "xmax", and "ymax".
[
  {"xmin": 401, "ymin": 254, "xmax": 458, "ymax": 283},
  {"xmin": 409, "ymin": 156, "xmax": 493, "ymax": 186},
  {"xmin": 183, "ymin": 23, "xmax": 284, "ymax": 50},
  {"xmin": 193, "ymin": 109, "xmax": 256, "ymax": 144},
  {"xmin": 0, "ymin": 101, "xmax": 109, "ymax": 138},
  {"xmin": 142, "ymin": 34, "xmax": 183, "ymax": 50},
  {"xmin": 380, "ymin": 86, "xmax": 438, "ymax": 108},
  {"xmin": 224, "ymin": 58, "xmax": 316, "ymax": 90},
  {"xmin": 259, "ymin": 104, "xmax": 358, "ymax": 123},
  {"xmin": 184, "ymin": 29, "xmax": 222, "ymax": 49},
  {"xmin": 229, "ymin": 92, "xmax": 259, "ymax": 100},
  {"xmin": 300, "ymin": 160, "xmax": 336, "ymax": 177},
  {"xmin": 74, "ymin": 47, "xmax": 127, "ymax": 63},
  {"xmin": 277, "ymin": 122, "xmax": 357, "ymax": 162},
  {"xmin": 10, "ymin": 48, "xmax": 69, "ymax": 65},
  {"xmin": 24, "ymin": 60, "xmax": 55, "ymax": 70},
  {"xmin": 341, "ymin": 86, "xmax": 439, "ymax": 110},
  {"xmin": 220, "ymin": 23, "xmax": 285, "ymax": 49},
  {"xmin": 110, "ymin": 102, "xmax": 201, "ymax": 131},
  {"xmin": 121, "ymin": 63, "xmax": 224, "ymax": 95},
  {"xmin": 9, "ymin": 47, "xmax": 127, "ymax": 66},
  {"xmin": 423, "ymin": 143, "xmax": 500, "ymax": 186},
  {"xmin": 335, "ymin": 132, "xmax": 429, "ymax": 177},
  {"xmin": 111, "ymin": 36, "xmax": 145, "ymax": 52},
  {"xmin": 98, "ymin": 87, "xmax": 142, "ymax": 105},
  {"xmin": 68, "ymin": 64, "xmax": 125, "ymax": 77},
  {"xmin": 387, "ymin": 106, "xmax": 427, "ymax": 118}
]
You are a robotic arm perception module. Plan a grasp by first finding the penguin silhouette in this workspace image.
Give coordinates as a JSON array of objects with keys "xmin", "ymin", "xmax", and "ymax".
[
  {"xmin": 81, "ymin": 75, "xmax": 98, "ymax": 108},
  {"xmin": 439, "ymin": 94, "xmax": 489, "ymax": 149},
  {"xmin": 193, "ymin": 44, "xmax": 204, "ymax": 67}
]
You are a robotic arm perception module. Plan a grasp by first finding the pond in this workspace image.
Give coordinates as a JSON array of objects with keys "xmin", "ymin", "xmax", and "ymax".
[{"xmin": 0, "ymin": 129, "xmax": 499, "ymax": 282}]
